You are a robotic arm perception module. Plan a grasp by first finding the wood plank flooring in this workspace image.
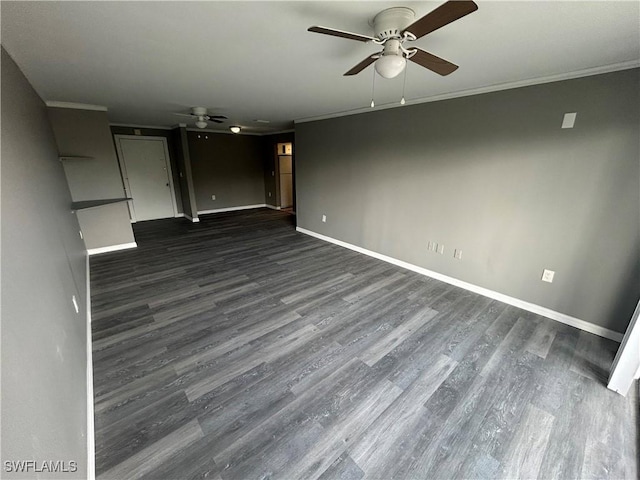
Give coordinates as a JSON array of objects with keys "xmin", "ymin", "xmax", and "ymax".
[{"xmin": 91, "ymin": 208, "xmax": 638, "ymax": 480}]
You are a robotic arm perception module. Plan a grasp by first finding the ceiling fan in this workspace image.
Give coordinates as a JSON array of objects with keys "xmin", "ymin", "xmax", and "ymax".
[
  {"xmin": 175, "ymin": 107, "xmax": 228, "ymax": 129},
  {"xmin": 308, "ymin": 0, "xmax": 478, "ymax": 79}
]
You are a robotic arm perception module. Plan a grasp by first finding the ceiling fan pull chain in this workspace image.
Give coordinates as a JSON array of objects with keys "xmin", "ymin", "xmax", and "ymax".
[
  {"xmin": 370, "ymin": 68, "xmax": 376, "ymax": 108},
  {"xmin": 401, "ymin": 63, "xmax": 408, "ymax": 105}
]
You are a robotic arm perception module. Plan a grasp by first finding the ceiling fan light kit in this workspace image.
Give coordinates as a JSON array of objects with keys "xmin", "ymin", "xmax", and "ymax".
[
  {"xmin": 308, "ymin": 0, "xmax": 478, "ymax": 79},
  {"xmin": 375, "ymin": 52, "xmax": 407, "ymax": 79}
]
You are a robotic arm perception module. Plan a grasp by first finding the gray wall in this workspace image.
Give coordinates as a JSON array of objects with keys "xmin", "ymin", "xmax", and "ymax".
[
  {"xmin": 76, "ymin": 202, "xmax": 135, "ymax": 250},
  {"xmin": 188, "ymin": 132, "xmax": 265, "ymax": 211},
  {"xmin": 48, "ymin": 107, "xmax": 136, "ymax": 250},
  {"xmin": 49, "ymin": 108, "xmax": 125, "ymax": 202},
  {"xmin": 296, "ymin": 68, "xmax": 639, "ymax": 334},
  {"xmin": 1, "ymin": 48, "xmax": 88, "ymax": 478},
  {"xmin": 172, "ymin": 127, "xmax": 198, "ymax": 219}
]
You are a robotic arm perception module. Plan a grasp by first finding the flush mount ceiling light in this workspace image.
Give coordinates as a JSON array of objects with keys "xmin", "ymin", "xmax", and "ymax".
[{"xmin": 230, "ymin": 126, "xmax": 241, "ymax": 134}]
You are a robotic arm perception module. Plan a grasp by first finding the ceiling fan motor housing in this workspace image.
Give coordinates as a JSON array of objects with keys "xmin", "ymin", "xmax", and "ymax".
[
  {"xmin": 191, "ymin": 106, "xmax": 208, "ymax": 116},
  {"xmin": 371, "ymin": 7, "xmax": 415, "ymax": 40}
]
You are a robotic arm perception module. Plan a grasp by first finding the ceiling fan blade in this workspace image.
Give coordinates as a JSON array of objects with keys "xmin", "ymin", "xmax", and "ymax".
[
  {"xmin": 403, "ymin": 1, "xmax": 478, "ymax": 39},
  {"xmin": 409, "ymin": 48, "xmax": 458, "ymax": 76},
  {"xmin": 344, "ymin": 55, "xmax": 378, "ymax": 76},
  {"xmin": 308, "ymin": 26, "xmax": 377, "ymax": 43},
  {"xmin": 207, "ymin": 115, "xmax": 227, "ymax": 120},
  {"xmin": 174, "ymin": 113, "xmax": 195, "ymax": 117},
  {"xmin": 210, "ymin": 119, "xmax": 225, "ymax": 124}
]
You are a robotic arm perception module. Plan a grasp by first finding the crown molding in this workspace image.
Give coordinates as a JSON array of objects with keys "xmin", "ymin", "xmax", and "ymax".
[
  {"xmin": 45, "ymin": 101, "xmax": 108, "ymax": 111},
  {"xmin": 295, "ymin": 60, "xmax": 640, "ymax": 125},
  {"xmin": 109, "ymin": 123, "xmax": 172, "ymax": 130}
]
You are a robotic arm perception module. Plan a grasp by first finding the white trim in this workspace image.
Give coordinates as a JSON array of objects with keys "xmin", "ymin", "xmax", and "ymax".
[
  {"xmin": 197, "ymin": 204, "xmax": 267, "ymax": 215},
  {"xmin": 109, "ymin": 123, "xmax": 172, "ymax": 130},
  {"xmin": 85, "ymin": 255, "xmax": 95, "ymax": 480},
  {"xmin": 175, "ymin": 213, "xmax": 185, "ymax": 218},
  {"xmin": 45, "ymin": 101, "xmax": 107, "ymax": 111},
  {"xmin": 296, "ymin": 227, "xmax": 624, "ymax": 343},
  {"xmin": 184, "ymin": 214, "xmax": 200, "ymax": 223},
  {"xmin": 265, "ymin": 204, "xmax": 281, "ymax": 210},
  {"xmin": 294, "ymin": 60, "xmax": 640, "ymax": 125},
  {"xmin": 87, "ymin": 242, "xmax": 137, "ymax": 256},
  {"xmin": 263, "ymin": 129, "xmax": 295, "ymax": 135},
  {"xmin": 114, "ymin": 135, "xmax": 179, "ymax": 222}
]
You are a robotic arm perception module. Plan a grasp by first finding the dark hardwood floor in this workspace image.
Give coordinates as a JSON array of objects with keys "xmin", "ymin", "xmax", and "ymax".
[{"xmin": 91, "ymin": 208, "xmax": 638, "ymax": 479}]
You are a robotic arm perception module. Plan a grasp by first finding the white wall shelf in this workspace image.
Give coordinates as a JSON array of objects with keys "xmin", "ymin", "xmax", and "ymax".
[
  {"xmin": 71, "ymin": 198, "xmax": 132, "ymax": 212},
  {"xmin": 59, "ymin": 155, "xmax": 94, "ymax": 162}
]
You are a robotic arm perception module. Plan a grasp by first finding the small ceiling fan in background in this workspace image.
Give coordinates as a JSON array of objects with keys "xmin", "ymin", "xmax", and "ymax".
[
  {"xmin": 174, "ymin": 107, "xmax": 228, "ymax": 129},
  {"xmin": 308, "ymin": 0, "xmax": 478, "ymax": 79}
]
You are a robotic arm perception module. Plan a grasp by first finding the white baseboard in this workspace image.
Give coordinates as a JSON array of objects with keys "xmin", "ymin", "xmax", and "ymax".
[
  {"xmin": 296, "ymin": 227, "xmax": 624, "ymax": 343},
  {"xmin": 198, "ymin": 204, "xmax": 267, "ymax": 215},
  {"xmin": 175, "ymin": 213, "xmax": 185, "ymax": 218},
  {"xmin": 265, "ymin": 204, "xmax": 281, "ymax": 210},
  {"xmin": 85, "ymin": 255, "xmax": 95, "ymax": 480},
  {"xmin": 87, "ymin": 242, "xmax": 137, "ymax": 256},
  {"xmin": 184, "ymin": 214, "xmax": 200, "ymax": 223}
]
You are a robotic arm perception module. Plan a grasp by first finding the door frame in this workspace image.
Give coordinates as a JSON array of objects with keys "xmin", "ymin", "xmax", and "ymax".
[
  {"xmin": 114, "ymin": 135, "xmax": 178, "ymax": 223},
  {"xmin": 608, "ymin": 300, "xmax": 640, "ymax": 396}
]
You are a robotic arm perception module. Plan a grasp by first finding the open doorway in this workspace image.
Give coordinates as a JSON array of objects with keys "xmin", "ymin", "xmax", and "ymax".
[{"xmin": 275, "ymin": 142, "xmax": 294, "ymax": 214}]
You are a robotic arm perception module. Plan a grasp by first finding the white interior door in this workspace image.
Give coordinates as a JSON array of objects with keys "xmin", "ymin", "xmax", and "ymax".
[{"xmin": 116, "ymin": 136, "xmax": 177, "ymax": 222}]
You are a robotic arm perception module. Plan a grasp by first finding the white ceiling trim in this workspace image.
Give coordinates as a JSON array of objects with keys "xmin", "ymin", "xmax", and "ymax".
[
  {"xmin": 295, "ymin": 59, "xmax": 640, "ymax": 124},
  {"xmin": 110, "ymin": 123, "xmax": 173, "ymax": 130},
  {"xmin": 45, "ymin": 101, "xmax": 108, "ymax": 111}
]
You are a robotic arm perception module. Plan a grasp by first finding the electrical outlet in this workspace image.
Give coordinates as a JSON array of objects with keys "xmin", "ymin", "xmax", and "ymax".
[
  {"xmin": 268, "ymin": 192, "xmax": 272, "ymax": 197},
  {"xmin": 322, "ymin": 214, "xmax": 327, "ymax": 223},
  {"xmin": 454, "ymin": 249, "xmax": 462, "ymax": 259},
  {"xmin": 438, "ymin": 244, "xmax": 445, "ymax": 255},
  {"xmin": 272, "ymin": 171, "xmax": 275, "ymax": 176},
  {"xmin": 541, "ymin": 269, "xmax": 555, "ymax": 283},
  {"xmin": 211, "ymin": 195, "xmax": 216, "ymax": 201},
  {"xmin": 427, "ymin": 241, "xmax": 433, "ymax": 251}
]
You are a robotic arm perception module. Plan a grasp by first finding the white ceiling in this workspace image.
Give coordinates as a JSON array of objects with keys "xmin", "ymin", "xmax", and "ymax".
[{"xmin": 2, "ymin": 1, "xmax": 639, "ymax": 134}]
